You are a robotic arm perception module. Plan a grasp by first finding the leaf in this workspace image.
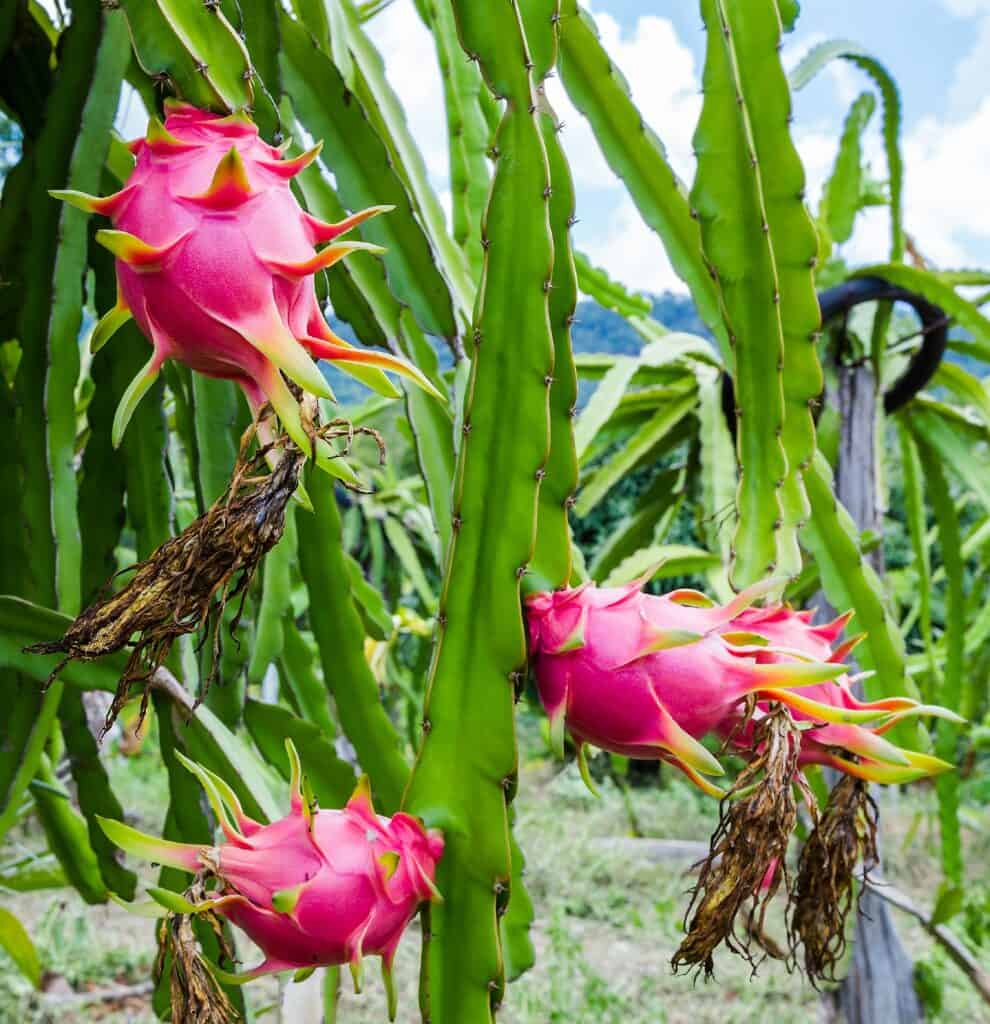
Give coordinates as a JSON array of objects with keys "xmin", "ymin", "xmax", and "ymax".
[
  {"xmin": 403, "ymin": 1, "xmax": 555, "ymax": 1015},
  {"xmin": 531, "ymin": 97, "xmax": 580, "ymax": 592},
  {"xmin": 913, "ymin": 438, "xmax": 964, "ymax": 887},
  {"xmin": 0, "ymin": 852, "xmax": 66, "ymax": 893},
  {"xmin": 414, "ymin": 0, "xmax": 490, "ymax": 279},
  {"xmin": 0, "ymin": 907, "xmax": 41, "ymax": 988},
  {"xmin": 0, "ymin": 596, "xmax": 125, "ymax": 693},
  {"xmin": 790, "ymin": 39, "xmax": 904, "ymax": 261},
  {"xmin": 281, "ymin": 12, "xmax": 457, "ymax": 339},
  {"xmin": 931, "ymin": 883, "xmax": 964, "ymax": 927},
  {"xmin": 574, "ymin": 251, "xmax": 651, "ymax": 319},
  {"xmin": 855, "ymin": 263, "xmax": 990, "ymax": 345},
  {"xmin": 119, "ymin": 0, "xmax": 254, "ymax": 117},
  {"xmin": 180, "ymin": 703, "xmax": 282, "ymax": 825},
  {"xmin": 29, "ymin": 754, "xmax": 107, "ymax": 904},
  {"xmin": 219, "ymin": 0, "xmax": 281, "ymax": 138},
  {"xmin": 604, "ymin": 544, "xmax": 720, "ymax": 588},
  {"xmin": 897, "ymin": 425, "xmax": 937, "ymax": 704},
  {"xmin": 932, "ymin": 361, "xmax": 990, "ymax": 427},
  {"xmin": 693, "ymin": 0, "xmax": 822, "ymax": 584},
  {"xmin": 247, "ymin": 506, "xmax": 296, "ymax": 683},
  {"xmin": 696, "ymin": 366, "xmax": 736, "ymax": 567},
  {"xmin": 822, "ymin": 91, "xmax": 876, "ymax": 244},
  {"xmin": 575, "ymin": 390, "xmax": 696, "ymax": 516},
  {"xmin": 911, "ymin": 405, "xmax": 990, "ymax": 510},
  {"xmin": 344, "ymin": 554, "xmax": 393, "ymax": 642},
  {"xmin": 289, "ymin": 152, "xmax": 456, "ymax": 556},
  {"xmin": 574, "ymin": 357, "xmax": 639, "ymax": 461},
  {"xmin": 0, "ymin": 1, "xmax": 129, "ymax": 842},
  {"xmin": 802, "ymin": 452, "xmax": 914, "ymax": 711},
  {"xmin": 153, "ymin": 693, "xmax": 246, "ymax": 1019},
  {"xmin": 297, "ymin": 467, "xmax": 408, "ymax": 812},
  {"xmin": 191, "ymin": 376, "xmax": 243, "ymax": 509},
  {"xmin": 588, "ymin": 466, "xmax": 685, "ymax": 582},
  {"xmin": 47, "ymin": 14, "xmax": 129, "ymax": 618},
  {"xmin": 277, "ymin": 623, "xmax": 336, "ymax": 737},
  {"xmin": 338, "ymin": 0, "xmax": 474, "ymax": 318},
  {"xmin": 244, "ymin": 699, "xmax": 355, "ymax": 808},
  {"xmin": 382, "ymin": 514, "xmax": 435, "ymax": 611},
  {"xmin": 557, "ymin": 2, "xmax": 728, "ymax": 360}
]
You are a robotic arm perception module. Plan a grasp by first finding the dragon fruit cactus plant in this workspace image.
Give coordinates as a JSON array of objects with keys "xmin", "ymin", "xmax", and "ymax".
[
  {"xmin": 52, "ymin": 101, "xmax": 439, "ymax": 477},
  {"xmin": 525, "ymin": 578, "xmax": 956, "ymax": 793},
  {"xmin": 98, "ymin": 741, "xmax": 443, "ymax": 1018}
]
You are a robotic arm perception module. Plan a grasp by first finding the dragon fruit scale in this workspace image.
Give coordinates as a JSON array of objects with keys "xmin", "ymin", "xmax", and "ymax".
[
  {"xmin": 720, "ymin": 604, "xmax": 960, "ymax": 784},
  {"xmin": 525, "ymin": 579, "xmax": 956, "ymax": 793},
  {"xmin": 52, "ymin": 101, "xmax": 440, "ymax": 477},
  {"xmin": 99, "ymin": 741, "xmax": 443, "ymax": 1017}
]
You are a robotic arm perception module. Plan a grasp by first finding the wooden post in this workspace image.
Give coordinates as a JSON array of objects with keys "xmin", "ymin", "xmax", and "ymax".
[{"xmin": 819, "ymin": 364, "xmax": 922, "ymax": 1024}]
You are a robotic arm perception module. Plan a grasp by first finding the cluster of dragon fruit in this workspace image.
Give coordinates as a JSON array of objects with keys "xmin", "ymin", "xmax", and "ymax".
[
  {"xmin": 48, "ymin": 103, "xmax": 959, "ymax": 1009},
  {"xmin": 525, "ymin": 577, "xmax": 957, "ymax": 977}
]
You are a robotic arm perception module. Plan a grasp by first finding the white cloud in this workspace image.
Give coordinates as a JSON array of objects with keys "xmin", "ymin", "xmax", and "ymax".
[
  {"xmin": 577, "ymin": 194, "xmax": 684, "ymax": 295},
  {"xmin": 897, "ymin": 100, "xmax": 990, "ymax": 266},
  {"xmin": 546, "ymin": 5, "xmax": 701, "ymax": 190},
  {"xmin": 940, "ymin": 0, "xmax": 990, "ymax": 15},
  {"xmin": 798, "ymin": 77, "xmax": 990, "ymax": 270}
]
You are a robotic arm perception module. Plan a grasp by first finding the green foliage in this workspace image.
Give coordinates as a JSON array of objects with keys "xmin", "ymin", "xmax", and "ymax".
[
  {"xmin": 693, "ymin": 0, "xmax": 821, "ymax": 585},
  {"xmin": 117, "ymin": 0, "xmax": 255, "ymax": 117},
  {"xmin": 403, "ymin": 2, "xmax": 557, "ymax": 1018},
  {"xmin": 792, "ymin": 40, "xmax": 904, "ymax": 262},
  {"xmin": 822, "ymin": 91, "xmax": 876, "ymax": 246},
  {"xmin": 557, "ymin": 2, "xmax": 728, "ymax": 361},
  {"xmin": 0, "ymin": 908, "xmax": 40, "ymax": 989},
  {"xmin": 281, "ymin": 12, "xmax": 457, "ymax": 339},
  {"xmin": 298, "ymin": 467, "xmax": 409, "ymax": 811},
  {"xmin": 3, "ymin": 0, "xmax": 990, "ymax": 1017}
]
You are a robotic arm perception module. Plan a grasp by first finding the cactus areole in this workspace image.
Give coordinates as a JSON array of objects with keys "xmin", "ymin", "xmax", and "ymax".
[
  {"xmin": 99, "ymin": 742, "xmax": 443, "ymax": 1017},
  {"xmin": 51, "ymin": 101, "xmax": 438, "ymax": 475}
]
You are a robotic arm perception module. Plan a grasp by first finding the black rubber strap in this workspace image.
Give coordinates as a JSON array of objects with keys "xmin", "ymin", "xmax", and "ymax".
[{"xmin": 720, "ymin": 274, "xmax": 948, "ymax": 436}]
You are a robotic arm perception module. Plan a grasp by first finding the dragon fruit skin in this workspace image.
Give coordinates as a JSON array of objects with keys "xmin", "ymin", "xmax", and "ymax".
[
  {"xmin": 723, "ymin": 605, "xmax": 959, "ymax": 784},
  {"xmin": 525, "ymin": 581, "xmax": 956, "ymax": 793},
  {"xmin": 525, "ymin": 580, "xmax": 852, "ymax": 795},
  {"xmin": 98, "ymin": 745, "xmax": 443, "ymax": 992},
  {"xmin": 52, "ymin": 102, "xmax": 438, "ymax": 473}
]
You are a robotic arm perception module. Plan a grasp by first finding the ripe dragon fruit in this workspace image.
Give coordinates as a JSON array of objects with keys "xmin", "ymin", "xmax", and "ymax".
[
  {"xmin": 52, "ymin": 101, "xmax": 438, "ymax": 479},
  {"xmin": 99, "ymin": 742, "xmax": 443, "ymax": 1017},
  {"xmin": 721, "ymin": 603, "xmax": 960, "ymax": 783},
  {"xmin": 525, "ymin": 579, "xmax": 955, "ymax": 794}
]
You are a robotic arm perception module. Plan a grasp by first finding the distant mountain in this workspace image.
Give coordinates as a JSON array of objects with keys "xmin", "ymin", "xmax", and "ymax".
[
  {"xmin": 329, "ymin": 291, "xmax": 706, "ymax": 405},
  {"xmin": 571, "ymin": 292, "xmax": 709, "ymax": 356}
]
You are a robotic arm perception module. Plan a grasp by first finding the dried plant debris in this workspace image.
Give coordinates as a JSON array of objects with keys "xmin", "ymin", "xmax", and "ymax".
[
  {"xmin": 156, "ymin": 878, "xmax": 240, "ymax": 1024},
  {"xmin": 28, "ymin": 402, "xmax": 384, "ymax": 734},
  {"xmin": 672, "ymin": 704, "xmax": 808, "ymax": 979},
  {"xmin": 789, "ymin": 773, "xmax": 879, "ymax": 983}
]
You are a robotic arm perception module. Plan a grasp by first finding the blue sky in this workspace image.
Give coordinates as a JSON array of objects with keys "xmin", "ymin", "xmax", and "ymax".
[{"xmin": 364, "ymin": 0, "xmax": 990, "ymax": 295}]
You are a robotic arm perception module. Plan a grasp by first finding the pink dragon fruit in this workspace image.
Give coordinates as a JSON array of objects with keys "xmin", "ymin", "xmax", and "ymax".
[
  {"xmin": 99, "ymin": 742, "xmax": 442, "ymax": 1015},
  {"xmin": 720, "ymin": 604, "xmax": 960, "ymax": 783},
  {"xmin": 525, "ymin": 579, "xmax": 954, "ymax": 793},
  {"xmin": 52, "ymin": 101, "xmax": 438, "ymax": 479}
]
